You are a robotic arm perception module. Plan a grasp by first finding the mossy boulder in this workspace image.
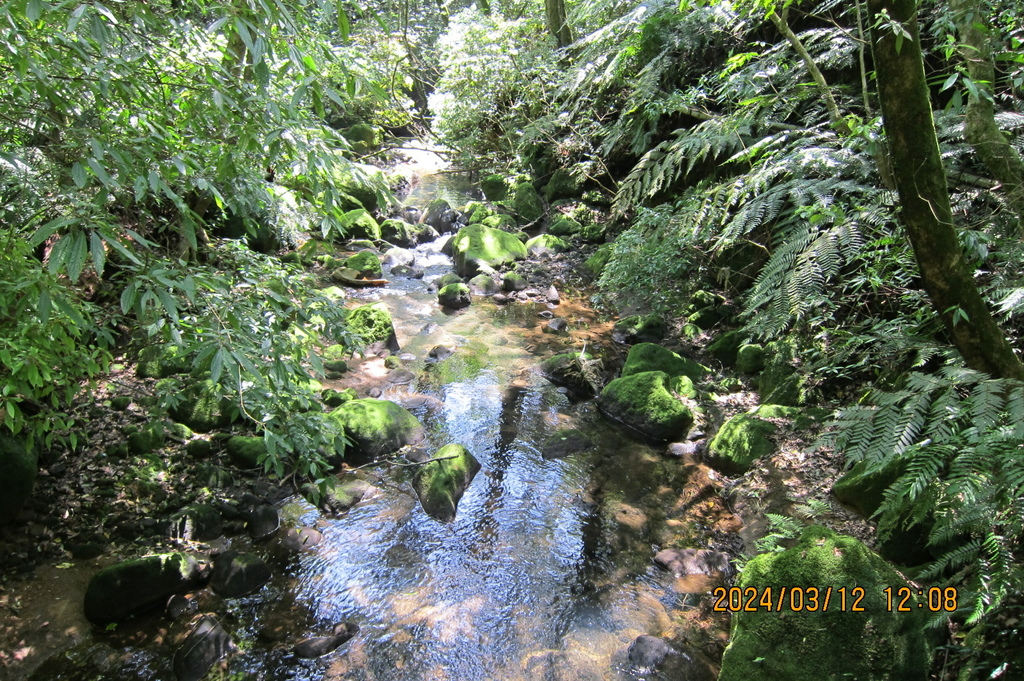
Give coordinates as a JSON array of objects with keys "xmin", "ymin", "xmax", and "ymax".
[
  {"xmin": 0, "ymin": 435, "xmax": 37, "ymax": 524},
  {"xmin": 548, "ymin": 215, "xmax": 582, "ymax": 236},
  {"xmin": 421, "ymin": 198, "xmax": 456, "ymax": 233},
  {"xmin": 347, "ymin": 303, "xmax": 399, "ymax": 351},
  {"xmin": 621, "ymin": 343, "xmax": 707, "ymax": 383},
  {"xmin": 321, "ymin": 387, "xmax": 357, "ymax": 408},
  {"xmin": 540, "ymin": 352, "xmax": 602, "ymax": 396},
  {"xmin": 611, "ymin": 314, "xmax": 667, "ymax": 344},
  {"xmin": 706, "ymin": 408, "xmax": 779, "ymax": 474},
  {"xmin": 127, "ymin": 421, "xmax": 166, "ymax": 455},
  {"xmin": 759, "ymin": 338, "xmax": 806, "ymax": 405},
  {"xmin": 598, "ymin": 371, "xmax": 695, "ymax": 442},
  {"xmin": 413, "ymin": 444, "xmax": 482, "ymax": 522},
  {"xmin": 344, "ymin": 210, "xmax": 381, "ymax": 241},
  {"xmin": 329, "ymin": 398, "xmax": 424, "ymax": 460},
  {"xmin": 330, "ymin": 161, "xmax": 388, "ymax": 212},
  {"xmin": 210, "ymin": 550, "xmax": 273, "ymax": 598},
  {"xmin": 467, "ymin": 274, "xmax": 500, "ymax": 296},
  {"xmin": 480, "ymin": 174, "xmax": 509, "ymax": 201},
  {"xmin": 344, "ymin": 123, "xmax": 381, "ymax": 155},
  {"xmin": 513, "ymin": 181, "xmax": 543, "ymax": 223},
  {"xmin": 502, "ymin": 272, "xmax": 528, "ymax": 292},
  {"xmin": 438, "ymin": 283, "xmax": 472, "ymax": 309},
  {"xmin": 525, "ymin": 234, "xmax": 569, "ymax": 256},
  {"xmin": 833, "ymin": 457, "xmax": 907, "ymax": 518},
  {"xmin": 169, "ymin": 379, "xmax": 233, "ymax": 433},
  {"xmin": 718, "ymin": 526, "xmax": 929, "ymax": 681},
  {"xmin": 481, "ymin": 214, "xmax": 517, "ymax": 231},
  {"xmin": 736, "ymin": 343, "xmax": 765, "ymax": 374},
  {"xmin": 84, "ymin": 553, "xmax": 204, "ymax": 624},
  {"xmin": 543, "ymin": 168, "xmax": 583, "ymax": 201},
  {"xmin": 345, "ymin": 250, "xmax": 382, "ymax": 277},
  {"xmin": 583, "ymin": 244, "xmax": 613, "ymax": 279},
  {"xmin": 226, "ymin": 436, "xmax": 266, "ymax": 469},
  {"xmin": 451, "ymin": 223, "xmax": 527, "ymax": 278},
  {"xmin": 137, "ymin": 344, "xmax": 190, "ymax": 379},
  {"xmin": 467, "ymin": 202, "xmax": 496, "ymax": 224},
  {"xmin": 708, "ymin": 330, "xmax": 744, "ymax": 366},
  {"xmin": 437, "ymin": 272, "xmax": 464, "ymax": 288},
  {"xmin": 168, "ymin": 503, "xmax": 223, "ymax": 541},
  {"xmin": 380, "ymin": 218, "xmax": 417, "ymax": 247}
]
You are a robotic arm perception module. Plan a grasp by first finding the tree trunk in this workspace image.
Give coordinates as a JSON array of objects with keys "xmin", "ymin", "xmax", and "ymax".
[
  {"xmin": 867, "ymin": 0, "xmax": 1024, "ymax": 380},
  {"xmin": 950, "ymin": 0, "xmax": 1024, "ymax": 235},
  {"xmin": 545, "ymin": 0, "xmax": 573, "ymax": 50}
]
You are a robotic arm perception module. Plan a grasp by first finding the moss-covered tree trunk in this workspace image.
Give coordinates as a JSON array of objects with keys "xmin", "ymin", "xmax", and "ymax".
[
  {"xmin": 545, "ymin": 0, "xmax": 573, "ymax": 50},
  {"xmin": 868, "ymin": 0, "xmax": 1024, "ymax": 380},
  {"xmin": 950, "ymin": 0, "xmax": 1024, "ymax": 235}
]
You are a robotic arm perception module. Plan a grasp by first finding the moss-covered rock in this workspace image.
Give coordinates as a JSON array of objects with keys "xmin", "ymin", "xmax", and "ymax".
[
  {"xmin": 718, "ymin": 526, "xmax": 929, "ymax": 681},
  {"xmin": 502, "ymin": 272, "xmax": 528, "ymax": 292},
  {"xmin": 168, "ymin": 503, "xmax": 223, "ymax": 541},
  {"xmin": 412, "ymin": 444, "xmax": 481, "ymax": 522},
  {"xmin": 226, "ymin": 436, "xmax": 266, "ymax": 469},
  {"xmin": 210, "ymin": 550, "xmax": 272, "ymax": 598},
  {"xmin": 598, "ymin": 371, "xmax": 694, "ymax": 442},
  {"xmin": 736, "ymin": 343, "xmax": 765, "ymax": 374},
  {"xmin": 543, "ymin": 168, "xmax": 583, "ymax": 202},
  {"xmin": 467, "ymin": 274, "xmax": 500, "ymax": 296},
  {"xmin": 344, "ymin": 210, "xmax": 381, "ymax": 241},
  {"xmin": 759, "ymin": 338, "xmax": 806, "ymax": 405},
  {"xmin": 330, "ymin": 161, "xmax": 388, "ymax": 212},
  {"xmin": 344, "ymin": 123, "xmax": 381, "ymax": 155},
  {"xmin": 347, "ymin": 303, "xmax": 399, "ymax": 351},
  {"xmin": 707, "ymin": 330, "xmax": 744, "ymax": 366},
  {"xmin": 611, "ymin": 314, "xmax": 667, "ymax": 344},
  {"xmin": 705, "ymin": 408, "xmax": 779, "ymax": 474},
  {"xmin": 169, "ymin": 379, "xmax": 233, "ymax": 433},
  {"xmin": 451, "ymin": 223, "xmax": 528, "ymax": 278},
  {"xmin": 481, "ymin": 214, "xmax": 517, "ymax": 231},
  {"xmin": 321, "ymin": 387, "xmax": 357, "ymax": 408},
  {"xmin": 84, "ymin": 553, "xmax": 204, "ymax": 624},
  {"xmin": 345, "ymin": 251, "xmax": 382, "ymax": 277},
  {"xmin": 437, "ymin": 272, "xmax": 464, "ymax": 288},
  {"xmin": 583, "ymin": 244, "xmax": 613, "ymax": 279},
  {"xmin": 480, "ymin": 174, "xmax": 510, "ymax": 201},
  {"xmin": 329, "ymin": 398, "xmax": 424, "ymax": 460},
  {"xmin": 127, "ymin": 420, "xmax": 166, "ymax": 455},
  {"xmin": 380, "ymin": 218, "xmax": 416, "ymax": 247},
  {"xmin": 621, "ymin": 343, "xmax": 707, "ymax": 383},
  {"xmin": 525, "ymin": 234, "xmax": 569, "ymax": 256},
  {"xmin": 421, "ymin": 198, "xmax": 456, "ymax": 233},
  {"xmin": 137, "ymin": 344, "xmax": 190, "ymax": 379},
  {"xmin": 540, "ymin": 352, "xmax": 602, "ymax": 396},
  {"xmin": 548, "ymin": 215, "xmax": 582, "ymax": 236},
  {"xmin": 438, "ymin": 283, "xmax": 472, "ymax": 309},
  {"xmin": 513, "ymin": 181, "xmax": 544, "ymax": 223},
  {"xmin": 0, "ymin": 435, "xmax": 37, "ymax": 524},
  {"xmin": 467, "ymin": 202, "xmax": 496, "ymax": 224}
]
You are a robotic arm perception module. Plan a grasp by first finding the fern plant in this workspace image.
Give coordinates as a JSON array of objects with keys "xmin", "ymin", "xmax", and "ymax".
[{"xmin": 826, "ymin": 366, "xmax": 1024, "ymax": 625}]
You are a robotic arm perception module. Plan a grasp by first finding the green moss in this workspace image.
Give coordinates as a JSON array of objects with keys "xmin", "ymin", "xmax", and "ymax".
[
  {"xmin": 706, "ymin": 411, "xmax": 778, "ymax": 474},
  {"xmin": 226, "ymin": 436, "xmax": 266, "ymax": 468},
  {"xmin": 344, "ymin": 123, "xmax": 381, "ymax": 154},
  {"xmin": 110, "ymin": 396, "xmax": 132, "ymax": 411},
  {"xmin": 137, "ymin": 344, "xmax": 190, "ymax": 379},
  {"xmin": 525, "ymin": 234, "xmax": 569, "ymax": 255},
  {"xmin": 481, "ymin": 214, "xmax": 517, "ymax": 230},
  {"xmin": 583, "ymin": 244, "xmax": 613, "ymax": 279},
  {"xmin": 329, "ymin": 161, "xmax": 387, "ymax": 212},
  {"xmin": 502, "ymin": 272, "xmax": 528, "ymax": 291},
  {"xmin": 438, "ymin": 283, "xmax": 471, "ymax": 308},
  {"xmin": 480, "ymin": 174, "xmax": 509, "ymax": 201},
  {"xmin": 0, "ymin": 434, "xmax": 37, "ymax": 524},
  {"xmin": 346, "ymin": 211, "xmax": 381, "ymax": 241},
  {"xmin": 548, "ymin": 215, "xmax": 582, "ymax": 236},
  {"xmin": 437, "ymin": 273, "xmax": 464, "ymax": 288},
  {"xmin": 759, "ymin": 338, "xmax": 806, "ymax": 405},
  {"xmin": 321, "ymin": 387, "xmax": 357, "ymax": 408},
  {"xmin": 719, "ymin": 526, "xmax": 929, "ymax": 681},
  {"xmin": 708, "ymin": 330, "xmax": 744, "ymax": 366},
  {"xmin": 451, "ymin": 223, "xmax": 528, "ymax": 277},
  {"xmin": 598, "ymin": 371, "xmax": 694, "ymax": 441},
  {"xmin": 329, "ymin": 398, "xmax": 423, "ymax": 459},
  {"xmin": 834, "ymin": 457, "xmax": 908, "ymax": 519},
  {"xmin": 513, "ymin": 181, "xmax": 543, "ymax": 223},
  {"xmin": 736, "ymin": 343, "xmax": 766, "ymax": 374},
  {"xmin": 346, "ymin": 303, "xmax": 395, "ymax": 346},
  {"xmin": 322, "ymin": 344, "xmax": 349, "ymax": 361},
  {"xmin": 543, "ymin": 168, "xmax": 583, "ymax": 201},
  {"xmin": 611, "ymin": 314, "xmax": 666, "ymax": 344},
  {"xmin": 169, "ymin": 379, "xmax": 233, "ymax": 433},
  {"xmin": 345, "ymin": 251, "xmax": 382, "ymax": 277},
  {"xmin": 412, "ymin": 444, "xmax": 482, "ymax": 522},
  {"xmin": 621, "ymin": 343, "xmax": 707, "ymax": 382},
  {"xmin": 127, "ymin": 420, "xmax": 166, "ymax": 455}
]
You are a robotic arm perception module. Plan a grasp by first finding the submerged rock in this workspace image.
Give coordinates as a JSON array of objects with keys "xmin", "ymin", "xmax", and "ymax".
[
  {"xmin": 654, "ymin": 548, "xmax": 732, "ymax": 577},
  {"xmin": 84, "ymin": 553, "xmax": 204, "ymax": 624},
  {"xmin": 541, "ymin": 429, "xmax": 594, "ymax": 460},
  {"xmin": 246, "ymin": 505, "xmax": 280, "ymax": 541},
  {"xmin": 173, "ymin": 615, "xmax": 236, "ymax": 681},
  {"xmin": 718, "ymin": 526, "xmax": 928, "ymax": 681},
  {"xmin": 210, "ymin": 551, "xmax": 272, "ymax": 598},
  {"xmin": 293, "ymin": 622, "xmax": 359, "ymax": 659},
  {"xmin": 539, "ymin": 352, "xmax": 603, "ymax": 396},
  {"xmin": 628, "ymin": 635, "xmax": 676, "ymax": 671},
  {"xmin": 321, "ymin": 478, "xmax": 380, "ymax": 513},
  {"xmin": 280, "ymin": 527, "xmax": 323, "ymax": 552},
  {"xmin": 413, "ymin": 444, "xmax": 481, "ymax": 522}
]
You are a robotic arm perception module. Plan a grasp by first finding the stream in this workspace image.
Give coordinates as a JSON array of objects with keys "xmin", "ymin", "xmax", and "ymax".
[{"xmin": 21, "ymin": 147, "xmax": 731, "ymax": 681}]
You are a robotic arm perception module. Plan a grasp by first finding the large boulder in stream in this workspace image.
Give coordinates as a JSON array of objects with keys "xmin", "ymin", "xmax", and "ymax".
[
  {"xmin": 598, "ymin": 371, "xmax": 695, "ymax": 442},
  {"xmin": 621, "ymin": 343, "xmax": 707, "ymax": 383},
  {"xmin": 0, "ymin": 434, "xmax": 37, "ymax": 524},
  {"xmin": 210, "ymin": 550, "xmax": 272, "ymax": 598},
  {"xmin": 329, "ymin": 398, "xmax": 424, "ymax": 460},
  {"xmin": 540, "ymin": 352, "xmax": 603, "ymax": 396},
  {"xmin": 421, "ymin": 198, "xmax": 457, "ymax": 234},
  {"xmin": 451, "ymin": 223, "xmax": 527, "ymax": 278},
  {"xmin": 513, "ymin": 181, "xmax": 544, "ymax": 223},
  {"xmin": 84, "ymin": 552, "xmax": 204, "ymax": 624},
  {"xmin": 718, "ymin": 526, "xmax": 929, "ymax": 681},
  {"xmin": 413, "ymin": 444, "xmax": 481, "ymax": 522},
  {"xmin": 438, "ymin": 283, "xmax": 472, "ymax": 309},
  {"xmin": 347, "ymin": 303, "xmax": 400, "ymax": 352}
]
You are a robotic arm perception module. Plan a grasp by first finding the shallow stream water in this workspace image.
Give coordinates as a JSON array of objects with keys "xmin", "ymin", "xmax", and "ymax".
[{"xmin": 21, "ymin": 147, "xmax": 729, "ymax": 681}]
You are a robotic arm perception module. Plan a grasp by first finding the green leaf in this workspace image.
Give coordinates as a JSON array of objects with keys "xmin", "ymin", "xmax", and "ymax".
[
  {"xmin": 71, "ymin": 161, "xmax": 87, "ymax": 188},
  {"xmin": 87, "ymin": 157, "xmax": 115, "ymax": 188},
  {"xmin": 89, "ymin": 231, "xmax": 105, "ymax": 277},
  {"xmin": 337, "ymin": 7, "xmax": 350, "ymax": 40},
  {"xmin": 66, "ymin": 230, "xmax": 88, "ymax": 282},
  {"xmin": 30, "ymin": 217, "xmax": 76, "ymax": 247},
  {"xmin": 37, "ymin": 287, "xmax": 52, "ymax": 325},
  {"xmin": 26, "ymin": 0, "xmax": 44, "ymax": 22}
]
